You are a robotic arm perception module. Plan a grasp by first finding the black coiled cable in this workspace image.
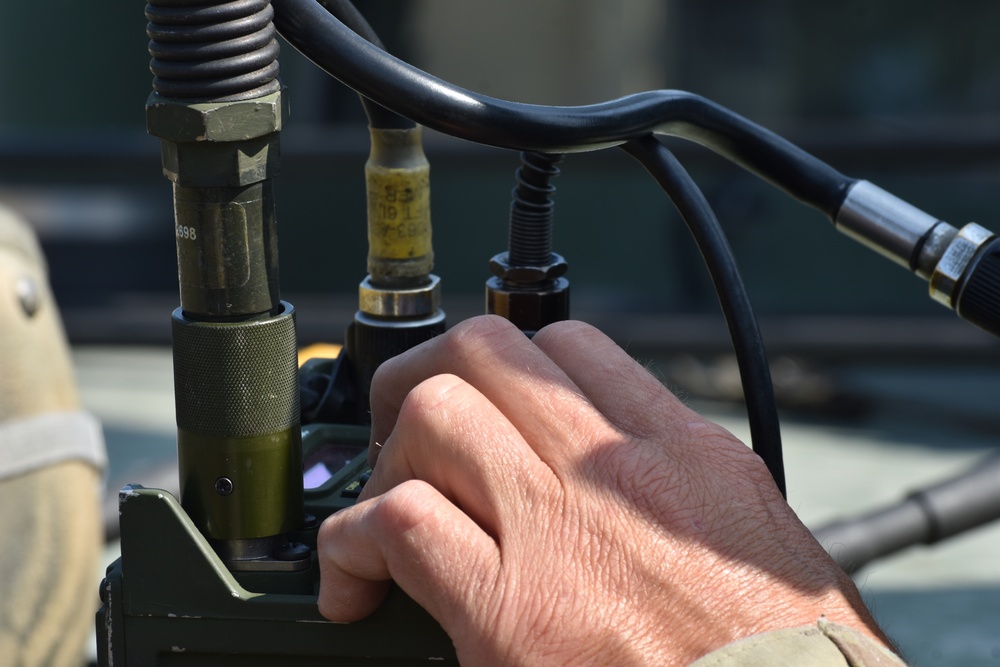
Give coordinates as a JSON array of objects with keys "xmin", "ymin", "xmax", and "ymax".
[
  {"xmin": 509, "ymin": 152, "xmax": 562, "ymax": 267},
  {"xmin": 147, "ymin": 0, "xmax": 281, "ymax": 101}
]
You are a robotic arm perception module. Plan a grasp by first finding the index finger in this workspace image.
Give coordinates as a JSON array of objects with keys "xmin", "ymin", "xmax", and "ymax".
[
  {"xmin": 531, "ymin": 320, "xmax": 699, "ymax": 439},
  {"xmin": 367, "ymin": 315, "xmax": 607, "ymax": 469}
]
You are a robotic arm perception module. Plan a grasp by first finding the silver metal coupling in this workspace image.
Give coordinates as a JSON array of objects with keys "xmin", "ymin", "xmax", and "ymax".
[
  {"xmin": 930, "ymin": 223, "xmax": 996, "ymax": 308},
  {"xmin": 835, "ymin": 180, "xmax": 946, "ymax": 271},
  {"xmin": 358, "ymin": 274, "xmax": 441, "ymax": 319}
]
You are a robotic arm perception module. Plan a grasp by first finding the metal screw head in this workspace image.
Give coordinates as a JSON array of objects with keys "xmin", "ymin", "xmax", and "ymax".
[
  {"xmin": 15, "ymin": 275, "xmax": 40, "ymax": 317},
  {"xmin": 276, "ymin": 542, "xmax": 311, "ymax": 562},
  {"xmin": 214, "ymin": 477, "xmax": 234, "ymax": 496}
]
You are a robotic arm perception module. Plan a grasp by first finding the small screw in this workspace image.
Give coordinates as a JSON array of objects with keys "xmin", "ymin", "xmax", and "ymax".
[
  {"xmin": 276, "ymin": 542, "xmax": 311, "ymax": 562},
  {"xmin": 15, "ymin": 275, "xmax": 40, "ymax": 317},
  {"xmin": 214, "ymin": 477, "xmax": 234, "ymax": 496}
]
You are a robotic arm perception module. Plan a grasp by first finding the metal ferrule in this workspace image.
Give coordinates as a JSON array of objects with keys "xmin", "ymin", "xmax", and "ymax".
[
  {"xmin": 365, "ymin": 126, "xmax": 434, "ymax": 283},
  {"xmin": 836, "ymin": 180, "xmax": 942, "ymax": 270},
  {"xmin": 930, "ymin": 223, "xmax": 996, "ymax": 308},
  {"xmin": 358, "ymin": 273, "xmax": 441, "ymax": 318}
]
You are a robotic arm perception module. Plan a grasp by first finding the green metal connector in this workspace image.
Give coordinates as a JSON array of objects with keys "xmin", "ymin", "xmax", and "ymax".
[{"xmin": 147, "ymin": 92, "xmax": 284, "ymax": 188}]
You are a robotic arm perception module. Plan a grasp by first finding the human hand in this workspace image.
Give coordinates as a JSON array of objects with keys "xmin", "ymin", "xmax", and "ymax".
[{"xmin": 317, "ymin": 316, "xmax": 888, "ymax": 665}]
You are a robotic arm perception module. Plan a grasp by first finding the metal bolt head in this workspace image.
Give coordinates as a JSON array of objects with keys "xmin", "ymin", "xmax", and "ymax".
[
  {"xmin": 214, "ymin": 477, "xmax": 234, "ymax": 496},
  {"xmin": 276, "ymin": 542, "xmax": 311, "ymax": 562}
]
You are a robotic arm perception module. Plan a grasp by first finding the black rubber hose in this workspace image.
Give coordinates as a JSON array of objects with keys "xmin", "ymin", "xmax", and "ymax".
[
  {"xmin": 314, "ymin": 0, "xmax": 414, "ymax": 129},
  {"xmin": 814, "ymin": 453, "xmax": 1000, "ymax": 573},
  {"xmin": 271, "ymin": 0, "xmax": 855, "ymax": 219},
  {"xmin": 622, "ymin": 135, "xmax": 785, "ymax": 498}
]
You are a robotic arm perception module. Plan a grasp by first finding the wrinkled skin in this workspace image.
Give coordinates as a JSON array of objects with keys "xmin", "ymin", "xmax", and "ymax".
[{"xmin": 317, "ymin": 316, "xmax": 889, "ymax": 665}]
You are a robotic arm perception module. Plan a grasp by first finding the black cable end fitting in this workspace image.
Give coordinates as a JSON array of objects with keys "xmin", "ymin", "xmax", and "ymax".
[
  {"xmin": 487, "ymin": 152, "xmax": 569, "ymax": 336},
  {"xmin": 486, "ymin": 252, "xmax": 569, "ymax": 337},
  {"xmin": 345, "ymin": 312, "xmax": 446, "ymax": 422},
  {"xmin": 954, "ymin": 236, "xmax": 1000, "ymax": 338}
]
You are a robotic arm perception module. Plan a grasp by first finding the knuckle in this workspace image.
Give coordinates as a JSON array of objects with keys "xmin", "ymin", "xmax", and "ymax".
[
  {"xmin": 398, "ymin": 374, "xmax": 468, "ymax": 423},
  {"xmin": 372, "ymin": 479, "xmax": 440, "ymax": 536},
  {"xmin": 532, "ymin": 320, "xmax": 602, "ymax": 353},
  {"xmin": 441, "ymin": 314, "xmax": 522, "ymax": 358}
]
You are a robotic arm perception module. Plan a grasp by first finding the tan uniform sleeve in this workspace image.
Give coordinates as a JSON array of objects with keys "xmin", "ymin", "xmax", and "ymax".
[{"xmin": 690, "ymin": 619, "xmax": 908, "ymax": 667}]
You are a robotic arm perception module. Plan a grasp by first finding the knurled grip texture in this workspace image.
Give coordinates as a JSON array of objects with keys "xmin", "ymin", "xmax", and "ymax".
[
  {"xmin": 956, "ymin": 236, "xmax": 1000, "ymax": 338},
  {"xmin": 346, "ymin": 313, "xmax": 445, "ymax": 420},
  {"xmin": 172, "ymin": 303, "xmax": 299, "ymax": 437}
]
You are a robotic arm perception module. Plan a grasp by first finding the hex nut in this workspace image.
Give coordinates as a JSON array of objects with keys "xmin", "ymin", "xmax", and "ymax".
[
  {"xmin": 146, "ymin": 91, "xmax": 283, "ymax": 143},
  {"xmin": 489, "ymin": 252, "xmax": 568, "ymax": 283},
  {"xmin": 160, "ymin": 134, "xmax": 280, "ymax": 187},
  {"xmin": 486, "ymin": 276, "xmax": 570, "ymax": 330},
  {"xmin": 930, "ymin": 222, "xmax": 995, "ymax": 307}
]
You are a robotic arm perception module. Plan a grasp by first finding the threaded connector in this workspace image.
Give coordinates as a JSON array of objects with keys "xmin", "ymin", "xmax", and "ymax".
[
  {"xmin": 486, "ymin": 152, "xmax": 569, "ymax": 335},
  {"xmin": 146, "ymin": 0, "xmax": 281, "ymax": 102},
  {"xmin": 508, "ymin": 152, "xmax": 562, "ymax": 267}
]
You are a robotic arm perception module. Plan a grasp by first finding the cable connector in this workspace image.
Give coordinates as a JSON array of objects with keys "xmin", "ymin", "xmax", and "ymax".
[
  {"xmin": 836, "ymin": 181, "xmax": 1000, "ymax": 337},
  {"xmin": 944, "ymin": 230, "xmax": 1000, "ymax": 335},
  {"xmin": 486, "ymin": 252, "xmax": 569, "ymax": 336},
  {"xmin": 486, "ymin": 152, "xmax": 569, "ymax": 336},
  {"xmin": 345, "ymin": 126, "xmax": 445, "ymax": 419},
  {"xmin": 835, "ymin": 180, "xmax": 946, "ymax": 272},
  {"xmin": 365, "ymin": 126, "xmax": 434, "ymax": 286}
]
